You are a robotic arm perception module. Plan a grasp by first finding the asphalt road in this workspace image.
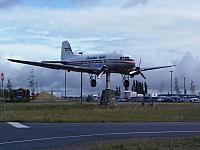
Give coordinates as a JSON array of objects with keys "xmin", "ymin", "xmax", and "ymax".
[{"xmin": 0, "ymin": 122, "xmax": 200, "ymax": 150}]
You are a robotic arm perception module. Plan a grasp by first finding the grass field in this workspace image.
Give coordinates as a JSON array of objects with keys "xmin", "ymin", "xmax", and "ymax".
[
  {"xmin": 0, "ymin": 101, "xmax": 200, "ymax": 122},
  {"xmin": 49, "ymin": 136, "xmax": 200, "ymax": 150}
]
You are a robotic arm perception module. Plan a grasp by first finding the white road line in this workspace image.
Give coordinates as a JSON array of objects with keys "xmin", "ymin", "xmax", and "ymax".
[
  {"xmin": 0, "ymin": 130, "xmax": 200, "ymax": 145},
  {"xmin": 7, "ymin": 122, "xmax": 30, "ymax": 129}
]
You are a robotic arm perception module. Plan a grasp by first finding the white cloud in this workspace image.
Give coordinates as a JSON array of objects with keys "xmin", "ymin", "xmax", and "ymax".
[{"xmin": 0, "ymin": 1, "xmax": 200, "ymax": 93}]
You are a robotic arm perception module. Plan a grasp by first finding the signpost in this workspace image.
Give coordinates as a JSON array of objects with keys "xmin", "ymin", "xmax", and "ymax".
[
  {"xmin": 1, "ymin": 73, "xmax": 5, "ymax": 121},
  {"xmin": 1, "ymin": 73, "xmax": 4, "ymax": 98},
  {"xmin": 65, "ymin": 70, "xmax": 67, "ymax": 99}
]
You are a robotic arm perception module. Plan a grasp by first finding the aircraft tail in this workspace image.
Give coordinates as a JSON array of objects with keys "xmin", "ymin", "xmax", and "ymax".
[{"xmin": 61, "ymin": 40, "xmax": 73, "ymax": 60}]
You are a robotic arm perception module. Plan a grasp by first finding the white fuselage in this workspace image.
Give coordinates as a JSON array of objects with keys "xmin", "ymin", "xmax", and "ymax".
[{"xmin": 62, "ymin": 53, "xmax": 135, "ymax": 74}]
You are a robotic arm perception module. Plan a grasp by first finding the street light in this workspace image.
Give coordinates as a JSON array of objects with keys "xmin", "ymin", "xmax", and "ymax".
[
  {"xmin": 183, "ymin": 77, "xmax": 186, "ymax": 95},
  {"xmin": 170, "ymin": 71, "xmax": 173, "ymax": 95},
  {"xmin": 1, "ymin": 73, "xmax": 4, "ymax": 99},
  {"xmin": 79, "ymin": 52, "xmax": 83, "ymax": 103},
  {"xmin": 1, "ymin": 73, "xmax": 6, "ymax": 120},
  {"xmin": 64, "ymin": 70, "xmax": 67, "ymax": 99}
]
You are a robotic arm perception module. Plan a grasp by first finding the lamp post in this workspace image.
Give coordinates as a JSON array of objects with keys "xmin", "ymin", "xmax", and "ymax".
[
  {"xmin": 1, "ymin": 73, "xmax": 5, "ymax": 120},
  {"xmin": 183, "ymin": 77, "xmax": 186, "ymax": 95},
  {"xmin": 64, "ymin": 70, "xmax": 67, "ymax": 99},
  {"xmin": 79, "ymin": 52, "xmax": 83, "ymax": 103},
  {"xmin": 170, "ymin": 71, "xmax": 173, "ymax": 95},
  {"xmin": 1, "ymin": 73, "xmax": 4, "ymax": 99}
]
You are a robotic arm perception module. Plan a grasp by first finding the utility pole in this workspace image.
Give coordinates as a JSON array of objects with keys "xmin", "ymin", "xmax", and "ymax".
[
  {"xmin": 28, "ymin": 69, "xmax": 37, "ymax": 100},
  {"xmin": 81, "ymin": 72, "xmax": 83, "ymax": 103},
  {"xmin": 1, "ymin": 73, "xmax": 4, "ymax": 99},
  {"xmin": 170, "ymin": 71, "xmax": 173, "ymax": 95},
  {"xmin": 183, "ymin": 77, "xmax": 186, "ymax": 95},
  {"xmin": 1, "ymin": 73, "xmax": 5, "ymax": 121},
  {"xmin": 64, "ymin": 70, "xmax": 67, "ymax": 99}
]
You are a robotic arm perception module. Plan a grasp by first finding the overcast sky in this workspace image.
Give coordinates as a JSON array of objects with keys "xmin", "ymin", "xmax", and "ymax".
[{"xmin": 0, "ymin": 0, "xmax": 200, "ymax": 96}]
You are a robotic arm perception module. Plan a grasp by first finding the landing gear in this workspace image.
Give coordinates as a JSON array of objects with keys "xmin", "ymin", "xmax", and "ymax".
[
  {"xmin": 89, "ymin": 74, "xmax": 97, "ymax": 87},
  {"xmin": 121, "ymin": 74, "xmax": 130, "ymax": 91},
  {"xmin": 123, "ymin": 80, "xmax": 129, "ymax": 88},
  {"xmin": 90, "ymin": 79, "xmax": 96, "ymax": 87}
]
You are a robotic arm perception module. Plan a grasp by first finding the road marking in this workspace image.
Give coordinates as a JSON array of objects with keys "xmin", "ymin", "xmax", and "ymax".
[
  {"xmin": 7, "ymin": 122, "xmax": 30, "ymax": 129},
  {"xmin": 0, "ymin": 130, "xmax": 200, "ymax": 145}
]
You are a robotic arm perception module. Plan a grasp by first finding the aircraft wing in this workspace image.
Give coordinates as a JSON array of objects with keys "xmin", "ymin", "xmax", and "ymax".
[
  {"xmin": 7, "ymin": 59, "xmax": 97, "ymax": 73},
  {"xmin": 141, "ymin": 65, "xmax": 176, "ymax": 72}
]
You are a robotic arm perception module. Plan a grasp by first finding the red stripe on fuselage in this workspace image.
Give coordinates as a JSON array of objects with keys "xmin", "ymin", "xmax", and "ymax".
[{"xmin": 66, "ymin": 59, "xmax": 135, "ymax": 65}]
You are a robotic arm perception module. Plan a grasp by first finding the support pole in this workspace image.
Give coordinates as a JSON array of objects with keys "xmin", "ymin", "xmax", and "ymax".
[
  {"xmin": 80, "ymin": 72, "xmax": 83, "ymax": 103},
  {"xmin": 2, "ymin": 80, "xmax": 5, "ymax": 121},
  {"xmin": 1, "ymin": 80, "xmax": 3, "ymax": 99},
  {"xmin": 170, "ymin": 71, "xmax": 173, "ymax": 95},
  {"xmin": 100, "ymin": 72, "xmax": 115, "ymax": 106},
  {"xmin": 184, "ymin": 77, "xmax": 186, "ymax": 95},
  {"xmin": 64, "ymin": 70, "xmax": 67, "ymax": 99},
  {"xmin": 106, "ymin": 73, "xmax": 111, "ymax": 90}
]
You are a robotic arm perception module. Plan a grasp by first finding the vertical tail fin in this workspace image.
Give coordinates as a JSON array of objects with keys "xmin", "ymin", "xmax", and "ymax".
[{"xmin": 61, "ymin": 40, "xmax": 73, "ymax": 60}]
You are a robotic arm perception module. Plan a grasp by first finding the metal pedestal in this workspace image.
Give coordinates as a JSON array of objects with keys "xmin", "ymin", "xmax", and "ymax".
[
  {"xmin": 100, "ymin": 73, "xmax": 116, "ymax": 106},
  {"xmin": 106, "ymin": 73, "xmax": 111, "ymax": 90}
]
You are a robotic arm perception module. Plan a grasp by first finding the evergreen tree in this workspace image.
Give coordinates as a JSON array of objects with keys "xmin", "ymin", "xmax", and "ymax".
[
  {"xmin": 115, "ymin": 86, "xmax": 119, "ymax": 96},
  {"xmin": 6, "ymin": 79, "xmax": 13, "ymax": 91},
  {"xmin": 136, "ymin": 81, "xmax": 140, "ymax": 94},
  {"xmin": 6, "ymin": 79, "xmax": 13, "ymax": 100},
  {"xmin": 118, "ymin": 86, "xmax": 121, "ymax": 96},
  {"xmin": 144, "ymin": 82, "xmax": 148, "ymax": 94},
  {"xmin": 131, "ymin": 80, "xmax": 135, "ymax": 92},
  {"xmin": 190, "ymin": 80, "xmax": 196, "ymax": 95},
  {"xmin": 136, "ymin": 81, "xmax": 144, "ymax": 94},
  {"xmin": 141, "ymin": 82, "xmax": 144, "ymax": 95},
  {"xmin": 115, "ymin": 86, "xmax": 121, "ymax": 96},
  {"xmin": 174, "ymin": 77, "xmax": 181, "ymax": 94}
]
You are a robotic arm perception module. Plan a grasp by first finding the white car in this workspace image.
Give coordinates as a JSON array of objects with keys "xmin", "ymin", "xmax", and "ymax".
[{"xmin": 190, "ymin": 98, "xmax": 200, "ymax": 103}]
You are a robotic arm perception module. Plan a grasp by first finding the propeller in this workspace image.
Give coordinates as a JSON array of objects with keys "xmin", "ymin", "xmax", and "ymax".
[
  {"xmin": 97, "ymin": 65, "xmax": 108, "ymax": 79},
  {"xmin": 139, "ymin": 58, "xmax": 141, "ymax": 68},
  {"xmin": 129, "ymin": 59, "xmax": 146, "ymax": 80}
]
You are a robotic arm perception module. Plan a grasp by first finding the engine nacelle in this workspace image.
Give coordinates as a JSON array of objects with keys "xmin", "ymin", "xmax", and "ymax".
[
  {"xmin": 101, "ymin": 65, "xmax": 108, "ymax": 72},
  {"xmin": 90, "ymin": 79, "xmax": 97, "ymax": 87},
  {"xmin": 133, "ymin": 67, "xmax": 140, "ymax": 75}
]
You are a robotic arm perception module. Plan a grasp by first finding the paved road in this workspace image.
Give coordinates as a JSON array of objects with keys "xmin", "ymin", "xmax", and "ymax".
[{"xmin": 0, "ymin": 122, "xmax": 200, "ymax": 150}]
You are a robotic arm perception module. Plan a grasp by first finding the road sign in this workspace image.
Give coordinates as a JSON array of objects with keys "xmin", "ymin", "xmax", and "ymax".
[{"xmin": 1, "ymin": 73, "xmax": 4, "ymax": 81}]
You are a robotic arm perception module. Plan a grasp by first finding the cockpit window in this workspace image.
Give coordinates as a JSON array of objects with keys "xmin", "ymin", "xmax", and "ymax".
[{"xmin": 120, "ymin": 57, "xmax": 130, "ymax": 60}]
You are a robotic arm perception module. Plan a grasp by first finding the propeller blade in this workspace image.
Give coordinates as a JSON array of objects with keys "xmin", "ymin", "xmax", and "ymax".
[
  {"xmin": 139, "ymin": 59, "xmax": 142, "ymax": 68},
  {"xmin": 97, "ymin": 65, "xmax": 108, "ymax": 79},
  {"xmin": 97, "ymin": 71, "xmax": 105, "ymax": 79},
  {"xmin": 140, "ymin": 72, "xmax": 146, "ymax": 79},
  {"xmin": 129, "ymin": 70, "xmax": 137, "ymax": 75}
]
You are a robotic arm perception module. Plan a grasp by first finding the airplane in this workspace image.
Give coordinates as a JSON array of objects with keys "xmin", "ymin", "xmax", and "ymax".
[{"xmin": 8, "ymin": 40, "xmax": 175, "ymax": 89}]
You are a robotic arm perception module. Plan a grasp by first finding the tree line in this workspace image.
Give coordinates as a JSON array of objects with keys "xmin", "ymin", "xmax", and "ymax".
[
  {"xmin": 174, "ymin": 77, "xmax": 197, "ymax": 95},
  {"xmin": 115, "ymin": 80, "xmax": 148, "ymax": 96}
]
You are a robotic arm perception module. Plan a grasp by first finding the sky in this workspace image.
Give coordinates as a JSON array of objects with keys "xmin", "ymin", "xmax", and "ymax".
[{"xmin": 1, "ymin": 0, "xmax": 200, "ymax": 96}]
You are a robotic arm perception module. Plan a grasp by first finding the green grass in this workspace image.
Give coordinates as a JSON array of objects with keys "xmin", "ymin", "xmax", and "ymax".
[
  {"xmin": 41, "ymin": 136, "xmax": 200, "ymax": 150},
  {"xmin": 0, "ymin": 102, "xmax": 200, "ymax": 122},
  {"xmin": 90, "ymin": 137, "xmax": 200, "ymax": 150}
]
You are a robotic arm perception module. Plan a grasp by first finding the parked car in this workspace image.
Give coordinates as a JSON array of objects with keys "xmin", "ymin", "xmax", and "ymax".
[{"xmin": 190, "ymin": 98, "xmax": 200, "ymax": 103}]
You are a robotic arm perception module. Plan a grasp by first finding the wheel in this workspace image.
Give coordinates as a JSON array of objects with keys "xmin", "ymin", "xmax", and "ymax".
[
  {"xmin": 123, "ymin": 80, "xmax": 129, "ymax": 88},
  {"xmin": 90, "ymin": 79, "xmax": 97, "ymax": 87}
]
